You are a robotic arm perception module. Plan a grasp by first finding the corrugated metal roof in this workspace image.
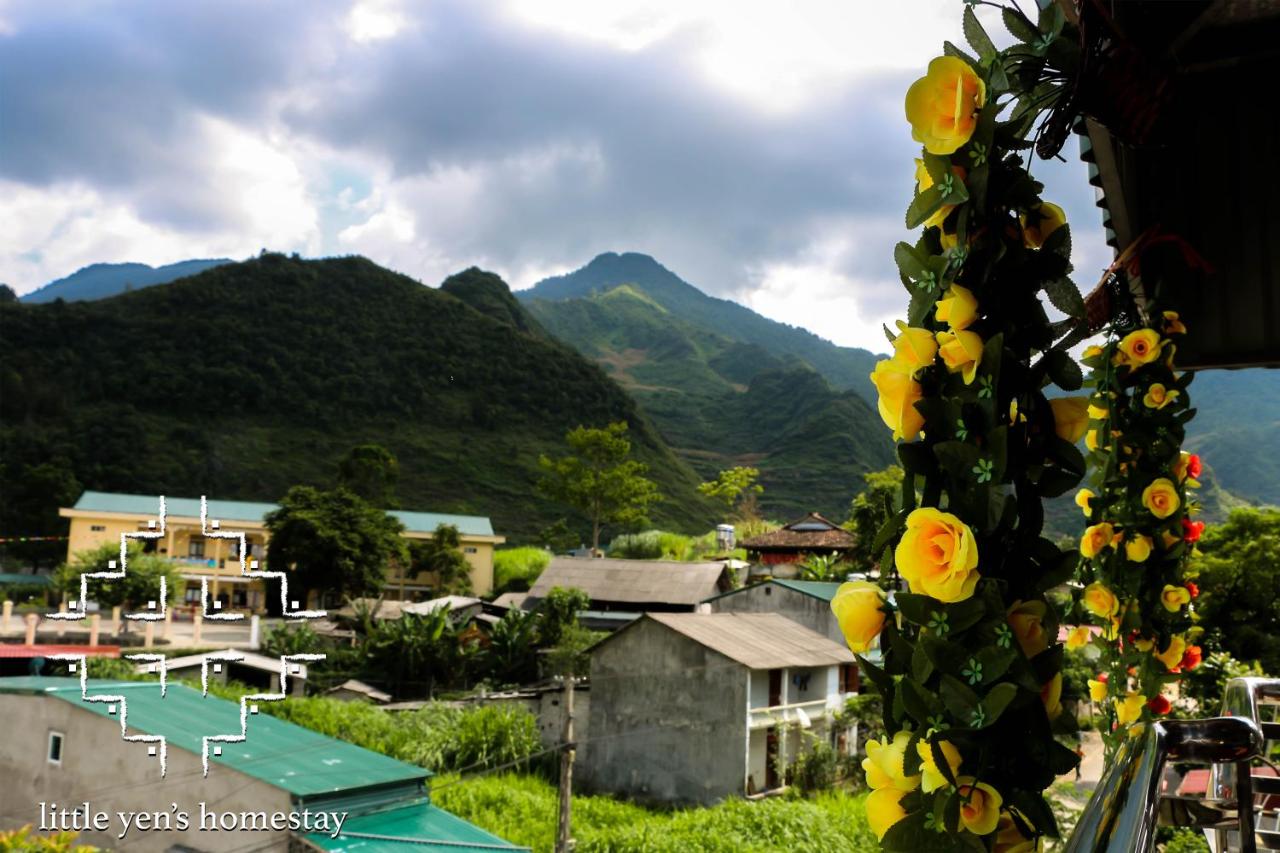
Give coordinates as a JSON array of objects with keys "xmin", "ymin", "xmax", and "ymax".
[
  {"xmin": 0, "ymin": 644, "xmax": 121, "ymax": 658},
  {"xmin": 68, "ymin": 491, "xmax": 496, "ymax": 537},
  {"xmin": 305, "ymin": 802, "xmax": 524, "ymax": 851},
  {"xmin": 526, "ymin": 557, "xmax": 727, "ymax": 606},
  {"xmin": 740, "ymin": 513, "xmax": 854, "ymax": 551},
  {"xmin": 0, "ymin": 676, "xmax": 428, "ymax": 796},
  {"xmin": 772, "ymin": 580, "xmax": 843, "ymax": 602},
  {"xmin": 633, "ymin": 612, "xmax": 854, "ymax": 669}
]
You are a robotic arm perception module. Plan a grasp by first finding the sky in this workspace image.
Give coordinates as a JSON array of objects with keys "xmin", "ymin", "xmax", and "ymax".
[{"xmin": 0, "ymin": 0, "xmax": 1110, "ymax": 354}]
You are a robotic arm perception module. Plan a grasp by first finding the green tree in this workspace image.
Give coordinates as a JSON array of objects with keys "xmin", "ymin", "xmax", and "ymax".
[
  {"xmin": 337, "ymin": 444, "xmax": 400, "ymax": 507},
  {"xmin": 408, "ymin": 524, "xmax": 473, "ymax": 596},
  {"xmin": 366, "ymin": 607, "xmax": 460, "ymax": 698},
  {"xmin": 264, "ymin": 486, "xmax": 407, "ymax": 606},
  {"xmin": 54, "ymin": 541, "xmax": 182, "ymax": 611},
  {"xmin": 1192, "ymin": 506, "xmax": 1280, "ymax": 673},
  {"xmin": 698, "ymin": 466, "xmax": 763, "ymax": 519},
  {"xmin": 537, "ymin": 519, "xmax": 580, "ymax": 553},
  {"xmin": 844, "ymin": 465, "xmax": 904, "ymax": 574},
  {"xmin": 484, "ymin": 608, "xmax": 541, "ymax": 686},
  {"xmin": 538, "ymin": 422, "xmax": 661, "ymax": 552},
  {"xmin": 537, "ymin": 585, "xmax": 589, "ymax": 647}
]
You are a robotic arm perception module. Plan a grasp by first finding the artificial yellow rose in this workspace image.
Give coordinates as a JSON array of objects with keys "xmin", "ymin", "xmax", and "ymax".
[
  {"xmin": 1115, "ymin": 329, "xmax": 1163, "ymax": 369},
  {"xmin": 1125, "ymin": 535, "xmax": 1154, "ymax": 563},
  {"xmin": 1142, "ymin": 383, "xmax": 1180, "ymax": 410},
  {"xmin": 1075, "ymin": 489, "xmax": 1095, "ymax": 517},
  {"xmin": 1080, "ymin": 522, "xmax": 1116, "ymax": 559},
  {"xmin": 891, "ymin": 320, "xmax": 939, "ymax": 370},
  {"xmin": 1082, "ymin": 344, "xmax": 1104, "ymax": 361},
  {"xmin": 870, "ymin": 358, "xmax": 926, "ymax": 442},
  {"xmin": 905, "ymin": 56, "xmax": 986, "ymax": 155},
  {"xmin": 1163, "ymin": 311, "xmax": 1187, "ymax": 335},
  {"xmin": 831, "ymin": 581, "xmax": 886, "ymax": 653},
  {"xmin": 1088, "ymin": 678, "xmax": 1108, "ymax": 703},
  {"xmin": 1142, "ymin": 478, "xmax": 1180, "ymax": 519},
  {"xmin": 957, "ymin": 777, "xmax": 1003, "ymax": 835},
  {"xmin": 1102, "ymin": 617, "xmax": 1121, "ymax": 641},
  {"xmin": 1021, "ymin": 202, "xmax": 1067, "ymax": 249},
  {"xmin": 994, "ymin": 812, "xmax": 1041, "ymax": 853},
  {"xmin": 1085, "ymin": 429, "xmax": 1103, "ymax": 452},
  {"xmin": 1049, "ymin": 396, "xmax": 1090, "ymax": 444},
  {"xmin": 1160, "ymin": 584, "xmax": 1191, "ymax": 614},
  {"xmin": 862, "ymin": 730, "xmax": 921, "ymax": 792},
  {"xmin": 914, "ymin": 158, "xmax": 968, "ymax": 229},
  {"xmin": 896, "ymin": 507, "xmax": 980, "ymax": 602},
  {"xmin": 866, "ymin": 787, "xmax": 908, "ymax": 841},
  {"xmin": 1083, "ymin": 582, "xmax": 1119, "ymax": 618},
  {"xmin": 1065, "ymin": 625, "xmax": 1092, "ymax": 650},
  {"xmin": 936, "ymin": 329, "xmax": 984, "ymax": 384},
  {"xmin": 1154, "ymin": 635, "xmax": 1187, "ymax": 671},
  {"xmin": 1007, "ymin": 600, "xmax": 1049, "ymax": 659},
  {"xmin": 1134, "ymin": 636, "xmax": 1154, "ymax": 652},
  {"xmin": 917, "ymin": 738, "xmax": 962, "ymax": 793},
  {"xmin": 1115, "ymin": 692, "xmax": 1146, "ymax": 726},
  {"xmin": 1087, "ymin": 400, "xmax": 1109, "ymax": 420},
  {"xmin": 935, "ymin": 284, "xmax": 979, "ymax": 331},
  {"xmin": 1041, "ymin": 673, "xmax": 1063, "ymax": 720}
]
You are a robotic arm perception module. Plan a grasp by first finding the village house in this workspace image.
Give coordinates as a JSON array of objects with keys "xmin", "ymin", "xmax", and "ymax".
[
  {"xmin": 581, "ymin": 612, "xmax": 858, "ymax": 806},
  {"xmin": 134, "ymin": 650, "xmax": 310, "ymax": 696},
  {"xmin": 0, "ymin": 675, "xmax": 518, "ymax": 852},
  {"xmin": 739, "ymin": 513, "xmax": 855, "ymax": 579},
  {"xmin": 704, "ymin": 579, "xmax": 847, "ymax": 649},
  {"xmin": 58, "ymin": 491, "xmax": 506, "ymax": 612}
]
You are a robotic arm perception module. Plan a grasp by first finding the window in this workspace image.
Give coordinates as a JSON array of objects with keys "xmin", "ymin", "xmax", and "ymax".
[
  {"xmin": 464, "ymin": 547, "xmax": 477, "ymax": 554},
  {"xmin": 90, "ymin": 525, "xmax": 106, "ymax": 532},
  {"xmin": 48, "ymin": 732, "xmax": 64, "ymax": 765},
  {"xmin": 188, "ymin": 539, "xmax": 205, "ymax": 558}
]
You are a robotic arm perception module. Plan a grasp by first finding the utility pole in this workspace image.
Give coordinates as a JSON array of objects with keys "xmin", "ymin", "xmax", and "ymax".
[{"xmin": 555, "ymin": 674, "xmax": 576, "ymax": 853}]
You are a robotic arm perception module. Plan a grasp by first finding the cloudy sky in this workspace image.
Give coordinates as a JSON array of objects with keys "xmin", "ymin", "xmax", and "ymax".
[{"xmin": 0, "ymin": 0, "xmax": 1109, "ymax": 353}]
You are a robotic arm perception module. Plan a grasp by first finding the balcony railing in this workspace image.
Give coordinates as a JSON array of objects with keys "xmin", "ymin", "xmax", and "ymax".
[{"xmin": 748, "ymin": 696, "xmax": 844, "ymax": 730}]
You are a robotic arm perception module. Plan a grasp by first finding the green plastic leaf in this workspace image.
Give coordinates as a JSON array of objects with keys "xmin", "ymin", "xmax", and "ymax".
[
  {"xmin": 896, "ymin": 592, "xmax": 941, "ymax": 626},
  {"xmin": 942, "ymin": 40, "xmax": 980, "ymax": 70},
  {"xmin": 1002, "ymin": 7, "xmax": 1039, "ymax": 42},
  {"xmin": 963, "ymin": 6, "xmax": 997, "ymax": 61},
  {"xmin": 901, "ymin": 677, "xmax": 939, "ymax": 724},
  {"xmin": 894, "ymin": 241, "xmax": 931, "ymax": 281},
  {"xmin": 1044, "ymin": 349, "xmax": 1083, "ymax": 391},
  {"xmin": 907, "ymin": 186, "xmax": 947, "ymax": 229},
  {"xmin": 975, "ymin": 646, "xmax": 1016, "ymax": 685},
  {"xmin": 912, "ymin": 642, "xmax": 935, "ymax": 683},
  {"xmin": 1044, "ymin": 277, "xmax": 1086, "ymax": 319},
  {"xmin": 940, "ymin": 674, "xmax": 981, "ymax": 721},
  {"xmin": 981, "ymin": 681, "xmax": 1018, "ymax": 724}
]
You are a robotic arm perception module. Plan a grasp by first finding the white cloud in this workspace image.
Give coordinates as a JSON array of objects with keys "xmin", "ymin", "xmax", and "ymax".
[{"xmin": 346, "ymin": 0, "xmax": 410, "ymax": 43}]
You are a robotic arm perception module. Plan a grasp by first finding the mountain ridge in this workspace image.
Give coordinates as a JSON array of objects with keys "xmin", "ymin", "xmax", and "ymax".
[{"xmin": 20, "ymin": 258, "xmax": 234, "ymax": 303}]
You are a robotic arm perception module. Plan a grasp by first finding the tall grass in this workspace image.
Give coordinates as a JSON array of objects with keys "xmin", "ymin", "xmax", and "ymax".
[{"xmin": 494, "ymin": 546, "xmax": 552, "ymax": 593}]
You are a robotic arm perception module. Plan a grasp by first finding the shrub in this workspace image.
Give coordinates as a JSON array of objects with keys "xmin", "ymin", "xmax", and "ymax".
[
  {"xmin": 789, "ymin": 732, "xmax": 839, "ymax": 795},
  {"xmin": 494, "ymin": 547, "xmax": 551, "ymax": 594},
  {"xmin": 1161, "ymin": 829, "xmax": 1210, "ymax": 853}
]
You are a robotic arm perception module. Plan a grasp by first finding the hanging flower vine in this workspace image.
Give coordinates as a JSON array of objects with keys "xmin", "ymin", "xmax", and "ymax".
[{"xmin": 1069, "ymin": 311, "xmax": 1204, "ymax": 759}]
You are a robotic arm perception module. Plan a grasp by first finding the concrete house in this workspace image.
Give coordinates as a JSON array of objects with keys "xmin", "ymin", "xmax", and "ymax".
[
  {"xmin": 739, "ymin": 513, "xmax": 854, "ymax": 578},
  {"xmin": 704, "ymin": 579, "xmax": 846, "ymax": 648},
  {"xmin": 582, "ymin": 612, "xmax": 858, "ymax": 806},
  {"xmin": 0, "ymin": 676, "xmax": 518, "ymax": 852}
]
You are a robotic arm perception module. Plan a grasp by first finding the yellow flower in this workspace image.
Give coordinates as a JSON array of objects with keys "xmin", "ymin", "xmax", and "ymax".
[
  {"xmin": 891, "ymin": 320, "xmax": 939, "ymax": 370},
  {"xmin": 1087, "ymin": 401, "xmax": 1109, "ymax": 421},
  {"xmin": 1080, "ymin": 522, "xmax": 1116, "ymax": 559},
  {"xmin": 914, "ymin": 159, "xmax": 967, "ymax": 229},
  {"xmin": 1074, "ymin": 489, "xmax": 1095, "ymax": 517},
  {"xmin": 1065, "ymin": 626, "xmax": 1092, "ymax": 650},
  {"xmin": 1088, "ymin": 678, "xmax": 1108, "ymax": 703},
  {"xmin": 1007, "ymin": 600, "xmax": 1049, "ymax": 659},
  {"xmin": 1102, "ymin": 617, "xmax": 1121, "ymax": 641},
  {"xmin": 994, "ymin": 812, "xmax": 1042, "ymax": 853},
  {"xmin": 1125, "ymin": 535, "xmax": 1154, "ymax": 563},
  {"xmin": 1021, "ymin": 202, "xmax": 1067, "ymax": 249},
  {"xmin": 866, "ymin": 788, "xmax": 909, "ymax": 841},
  {"xmin": 935, "ymin": 284, "xmax": 979, "ymax": 331},
  {"xmin": 862, "ymin": 730, "xmax": 921, "ymax": 792},
  {"xmin": 917, "ymin": 738, "xmax": 962, "ymax": 793},
  {"xmin": 1134, "ymin": 636, "xmax": 1154, "ymax": 652},
  {"xmin": 1041, "ymin": 672, "xmax": 1063, "ymax": 720},
  {"xmin": 1163, "ymin": 310, "xmax": 1187, "ymax": 334},
  {"xmin": 957, "ymin": 777, "xmax": 1003, "ymax": 835},
  {"xmin": 1161, "ymin": 584, "xmax": 1191, "ymax": 613},
  {"xmin": 870, "ymin": 358, "xmax": 926, "ymax": 442},
  {"xmin": 1083, "ymin": 582, "xmax": 1119, "ymax": 618},
  {"xmin": 1085, "ymin": 429, "xmax": 1103, "ymax": 452},
  {"xmin": 1049, "ymin": 396, "xmax": 1090, "ymax": 444},
  {"xmin": 895, "ymin": 507, "xmax": 981, "ymax": 603},
  {"xmin": 1115, "ymin": 329, "xmax": 1163, "ymax": 369},
  {"xmin": 1082, "ymin": 344, "xmax": 1104, "ymax": 361},
  {"xmin": 1114, "ymin": 692, "xmax": 1146, "ymax": 726},
  {"xmin": 905, "ymin": 56, "xmax": 986, "ymax": 155},
  {"xmin": 1142, "ymin": 383, "xmax": 1180, "ymax": 410},
  {"xmin": 831, "ymin": 581, "xmax": 886, "ymax": 653},
  {"xmin": 1154, "ymin": 635, "xmax": 1187, "ymax": 671},
  {"xmin": 936, "ymin": 329, "xmax": 984, "ymax": 385},
  {"xmin": 1142, "ymin": 478, "xmax": 1180, "ymax": 519}
]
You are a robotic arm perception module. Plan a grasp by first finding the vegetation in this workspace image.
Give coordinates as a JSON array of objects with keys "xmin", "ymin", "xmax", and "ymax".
[
  {"xmin": 539, "ymin": 422, "xmax": 661, "ymax": 552},
  {"xmin": 53, "ymin": 541, "xmax": 182, "ymax": 610},
  {"xmin": 1190, "ymin": 507, "xmax": 1280, "ymax": 674},
  {"xmin": 408, "ymin": 523, "xmax": 473, "ymax": 596},
  {"xmin": 0, "ymin": 826, "xmax": 99, "ymax": 852},
  {"xmin": 844, "ymin": 465, "xmax": 904, "ymax": 574},
  {"xmin": 264, "ymin": 485, "xmax": 407, "ymax": 604},
  {"xmin": 337, "ymin": 443, "xmax": 400, "ymax": 507},
  {"xmin": 698, "ymin": 466, "xmax": 763, "ymax": 519},
  {"xmin": 493, "ymin": 546, "xmax": 551, "ymax": 594}
]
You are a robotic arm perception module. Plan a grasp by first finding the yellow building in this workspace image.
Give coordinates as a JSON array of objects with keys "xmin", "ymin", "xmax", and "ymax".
[{"xmin": 59, "ymin": 491, "xmax": 505, "ymax": 612}]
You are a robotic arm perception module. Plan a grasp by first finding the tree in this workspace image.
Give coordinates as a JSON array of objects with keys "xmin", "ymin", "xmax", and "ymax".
[
  {"xmin": 484, "ymin": 608, "xmax": 541, "ymax": 686},
  {"xmin": 844, "ymin": 465, "xmax": 904, "ymax": 574},
  {"xmin": 537, "ymin": 586, "xmax": 590, "ymax": 648},
  {"xmin": 1191, "ymin": 507, "xmax": 1280, "ymax": 674},
  {"xmin": 337, "ymin": 444, "xmax": 400, "ymax": 507},
  {"xmin": 264, "ymin": 486, "xmax": 407, "ymax": 606},
  {"xmin": 54, "ymin": 541, "xmax": 182, "ymax": 611},
  {"xmin": 366, "ymin": 607, "xmax": 459, "ymax": 698},
  {"xmin": 538, "ymin": 422, "xmax": 661, "ymax": 552},
  {"xmin": 697, "ymin": 466, "xmax": 763, "ymax": 520},
  {"xmin": 409, "ymin": 524, "xmax": 473, "ymax": 596},
  {"xmin": 537, "ymin": 519, "xmax": 580, "ymax": 554}
]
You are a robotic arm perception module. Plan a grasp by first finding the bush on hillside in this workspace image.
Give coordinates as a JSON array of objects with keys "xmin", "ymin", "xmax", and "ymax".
[{"xmin": 494, "ymin": 547, "xmax": 551, "ymax": 594}]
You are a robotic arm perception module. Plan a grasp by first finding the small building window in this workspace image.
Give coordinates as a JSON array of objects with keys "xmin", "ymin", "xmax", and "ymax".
[
  {"xmin": 463, "ymin": 547, "xmax": 478, "ymax": 554},
  {"xmin": 90, "ymin": 525, "xmax": 106, "ymax": 532},
  {"xmin": 48, "ymin": 732, "xmax": 64, "ymax": 765},
  {"xmin": 188, "ymin": 539, "xmax": 205, "ymax": 558}
]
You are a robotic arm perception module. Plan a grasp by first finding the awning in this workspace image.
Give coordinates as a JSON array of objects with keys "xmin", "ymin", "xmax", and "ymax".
[{"xmin": 304, "ymin": 802, "xmax": 526, "ymax": 851}]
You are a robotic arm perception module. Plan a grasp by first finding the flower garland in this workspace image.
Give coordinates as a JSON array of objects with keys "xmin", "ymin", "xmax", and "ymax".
[
  {"xmin": 831, "ymin": 5, "xmax": 1092, "ymax": 851},
  {"xmin": 1069, "ymin": 312, "xmax": 1204, "ymax": 758}
]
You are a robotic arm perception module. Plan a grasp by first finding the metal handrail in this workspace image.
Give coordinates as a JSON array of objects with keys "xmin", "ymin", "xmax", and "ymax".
[{"xmin": 1209, "ymin": 678, "xmax": 1280, "ymax": 853}]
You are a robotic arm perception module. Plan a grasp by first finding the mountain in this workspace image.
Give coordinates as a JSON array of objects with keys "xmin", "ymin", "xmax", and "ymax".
[
  {"xmin": 0, "ymin": 254, "xmax": 719, "ymax": 551},
  {"xmin": 20, "ymin": 258, "xmax": 233, "ymax": 303},
  {"xmin": 521, "ymin": 254, "xmax": 896, "ymax": 519}
]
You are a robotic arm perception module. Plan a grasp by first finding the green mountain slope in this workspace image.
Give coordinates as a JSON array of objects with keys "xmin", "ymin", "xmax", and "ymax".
[
  {"xmin": 522, "ymin": 261, "xmax": 896, "ymax": 519},
  {"xmin": 20, "ymin": 258, "xmax": 233, "ymax": 303},
  {"xmin": 0, "ymin": 255, "xmax": 719, "ymax": 550}
]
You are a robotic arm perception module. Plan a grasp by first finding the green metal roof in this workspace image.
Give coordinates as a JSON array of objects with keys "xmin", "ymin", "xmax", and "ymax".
[
  {"xmin": 70, "ymin": 491, "xmax": 496, "ymax": 537},
  {"xmin": 0, "ymin": 572, "xmax": 53, "ymax": 586},
  {"xmin": 0, "ymin": 676, "xmax": 428, "ymax": 797},
  {"xmin": 305, "ymin": 802, "xmax": 525, "ymax": 851},
  {"xmin": 701, "ymin": 578, "xmax": 843, "ymax": 604}
]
